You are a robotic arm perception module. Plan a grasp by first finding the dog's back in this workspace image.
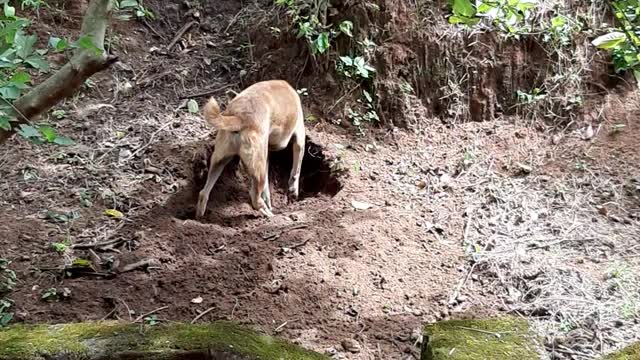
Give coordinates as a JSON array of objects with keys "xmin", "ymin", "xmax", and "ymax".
[{"xmin": 204, "ymin": 81, "xmax": 302, "ymax": 147}]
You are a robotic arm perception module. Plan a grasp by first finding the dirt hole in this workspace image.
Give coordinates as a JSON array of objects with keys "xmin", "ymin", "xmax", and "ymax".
[{"xmin": 186, "ymin": 137, "xmax": 342, "ymax": 219}]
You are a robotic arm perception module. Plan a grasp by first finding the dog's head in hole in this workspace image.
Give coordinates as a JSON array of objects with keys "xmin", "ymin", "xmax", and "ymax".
[{"xmin": 195, "ymin": 80, "xmax": 306, "ymax": 220}]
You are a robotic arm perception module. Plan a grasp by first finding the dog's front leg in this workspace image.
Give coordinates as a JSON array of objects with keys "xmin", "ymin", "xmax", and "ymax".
[
  {"xmin": 196, "ymin": 156, "xmax": 231, "ymax": 219},
  {"xmin": 261, "ymin": 159, "xmax": 272, "ymax": 211}
]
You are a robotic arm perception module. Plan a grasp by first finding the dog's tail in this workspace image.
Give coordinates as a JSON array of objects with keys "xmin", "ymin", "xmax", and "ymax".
[
  {"xmin": 202, "ymin": 97, "xmax": 244, "ymax": 132},
  {"xmin": 202, "ymin": 97, "xmax": 221, "ymax": 127}
]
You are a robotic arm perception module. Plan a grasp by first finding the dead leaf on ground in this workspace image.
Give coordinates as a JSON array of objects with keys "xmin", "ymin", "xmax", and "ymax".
[
  {"xmin": 104, "ymin": 209, "xmax": 124, "ymax": 219},
  {"xmin": 351, "ymin": 200, "xmax": 373, "ymax": 210}
]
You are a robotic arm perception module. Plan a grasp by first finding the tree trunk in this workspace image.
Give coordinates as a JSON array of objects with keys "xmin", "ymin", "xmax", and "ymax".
[{"xmin": 0, "ymin": 0, "xmax": 117, "ymax": 144}]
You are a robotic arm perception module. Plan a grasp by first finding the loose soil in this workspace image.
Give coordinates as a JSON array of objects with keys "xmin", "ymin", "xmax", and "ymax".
[{"xmin": 0, "ymin": 1, "xmax": 639, "ymax": 359}]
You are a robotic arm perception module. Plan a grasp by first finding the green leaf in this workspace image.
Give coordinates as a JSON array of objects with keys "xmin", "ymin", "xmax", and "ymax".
[
  {"xmin": 25, "ymin": 56, "xmax": 50, "ymax": 71},
  {"xmin": 75, "ymin": 36, "xmax": 103, "ymax": 57},
  {"xmin": 339, "ymin": 56, "xmax": 354, "ymax": 66},
  {"xmin": 104, "ymin": 209, "xmax": 124, "ymax": 219},
  {"xmin": 634, "ymin": 69, "xmax": 640, "ymax": 88},
  {"xmin": 49, "ymin": 37, "xmax": 68, "ymax": 52},
  {"xmin": 452, "ymin": 0, "xmax": 476, "ymax": 18},
  {"xmin": 10, "ymin": 71, "xmax": 30, "ymax": 88},
  {"xmin": 120, "ymin": 0, "xmax": 139, "ymax": 8},
  {"xmin": 362, "ymin": 90, "xmax": 373, "ymax": 103},
  {"xmin": 53, "ymin": 136, "xmax": 74, "ymax": 146},
  {"xmin": 187, "ymin": 99, "xmax": 199, "ymax": 113},
  {"xmin": 71, "ymin": 258, "xmax": 92, "ymax": 268},
  {"xmin": 339, "ymin": 21, "xmax": 353, "ymax": 37},
  {"xmin": 314, "ymin": 32, "xmax": 330, "ymax": 54},
  {"xmin": 448, "ymin": 15, "xmax": 480, "ymax": 25},
  {"xmin": 477, "ymin": 2, "xmax": 494, "ymax": 13},
  {"xmin": 592, "ymin": 32, "xmax": 626, "ymax": 49},
  {"xmin": 15, "ymin": 33, "xmax": 37, "ymax": 59},
  {"xmin": 3, "ymin": 3, "xmax": 15, "ymax": 17},
  {"xmin": 17, "ymin": 124, "xmax": 40, "ymax": 139},
  {"xmin": 551, "ymin": 16, "xmax": 566, "ymax": 28},
  {"xmin": 0, "ymin": 86, "xmax": 21, "ymax": 100},
  {"xmin": 0, "ymin": 312, "xmax": 13, "ymax": 327},
  {"xmin": 39, "ymin": 125, "xmax": 57, "ymax": 142},
  {"xmin": 0, "ymin": 116, "xmax": 11, "ymax": 131}
]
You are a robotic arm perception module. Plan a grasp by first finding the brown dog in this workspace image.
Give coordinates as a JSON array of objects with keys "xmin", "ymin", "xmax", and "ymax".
[{"xmin": 196, "ymin": 80, "xmax": 305, "ymax": 219}]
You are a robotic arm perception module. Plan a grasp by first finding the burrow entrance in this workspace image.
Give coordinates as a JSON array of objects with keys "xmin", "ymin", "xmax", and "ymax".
[{"xmin": 186, "ymin": 137, "xmax": 343, "ymax": 219}]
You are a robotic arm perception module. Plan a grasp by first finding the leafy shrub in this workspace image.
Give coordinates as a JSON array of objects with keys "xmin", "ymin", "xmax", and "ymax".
[{"xmin": 592, "ymin": 0, "xmax": 640, "ymax": 84}]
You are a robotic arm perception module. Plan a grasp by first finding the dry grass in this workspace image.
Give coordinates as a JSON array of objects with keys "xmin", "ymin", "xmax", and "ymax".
[{"xmin": 455, "ymin": 125, "xmax": 640, "ymax": 359}]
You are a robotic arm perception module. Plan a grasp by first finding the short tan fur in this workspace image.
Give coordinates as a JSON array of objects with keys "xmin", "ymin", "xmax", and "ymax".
[{"xmin": 196, "ymin": 80, "xmax": 306, "ymax": 219}]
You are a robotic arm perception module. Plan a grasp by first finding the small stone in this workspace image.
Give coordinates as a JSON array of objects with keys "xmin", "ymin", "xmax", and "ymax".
[
  {"xmin": 120, "ymin": 81, "xmax": 133, "ymax": 95},
  {"xmin": 118, "ymin": 148, "xmax": 132, "ymax": 162},
  {"xmin": 516, "ymin": 163, "xmax": 532, "ymax": 174},
  {"xmin": 583, "ymin": 124, "xmax": 594, "ymax": 140},
  {"xmin": 341, "ymin": 338, "xmax": 361, "ymax": 353}
]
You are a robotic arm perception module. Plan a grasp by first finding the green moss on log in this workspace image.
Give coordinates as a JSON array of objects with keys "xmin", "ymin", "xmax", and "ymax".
[
  {"xmin": 603, "ymin": 342, "xmax": 640, "ymax": 360},
  {"xmin": 422, "ymin": 317, "xmax": 541, "ymax": 360},
  {"xmin": 0, "ymin": 321, "xmax": 328, "ymax": 360}
]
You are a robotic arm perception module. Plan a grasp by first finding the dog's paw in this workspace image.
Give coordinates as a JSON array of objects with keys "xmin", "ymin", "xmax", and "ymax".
[
  {"xmin": 259, "ymin": 207, "xmax": 274, "ymax": 218},
  {"xmin": 288, "ymin": 187, "xmax": 299, "ymax": 201}
]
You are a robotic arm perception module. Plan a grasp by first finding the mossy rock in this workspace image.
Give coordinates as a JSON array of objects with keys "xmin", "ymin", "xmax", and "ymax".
[
  {"xmin": 422, "ymin": 317, "xmax": 542, "ymax": 360},
  {"xmin": 0, "ymin": 321, "xmax": 328, "ymax": 360},
  {"xmin": 603, "ymin": 342, "xmax": 640, "ymax": 360}
]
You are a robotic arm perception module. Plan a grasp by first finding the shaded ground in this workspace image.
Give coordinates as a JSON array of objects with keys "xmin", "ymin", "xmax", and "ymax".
[{"xmin": 0, "ymin": 1, "xmax": 639, "ymax": 359}]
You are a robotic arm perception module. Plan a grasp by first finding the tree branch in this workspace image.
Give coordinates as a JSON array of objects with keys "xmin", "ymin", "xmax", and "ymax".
[{"xmin": 0, "ymin": 0, "xmax": 118, "ymax": 144}]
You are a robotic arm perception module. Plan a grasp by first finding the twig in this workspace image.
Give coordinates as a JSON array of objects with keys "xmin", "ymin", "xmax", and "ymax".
[
  {"xmin": 142, "ymin": 19, "xmax": 165, "ymax": 40},
  {"xmin": 448, "ymin": 263, "xmax": 477, "ymax": 304},
  {"xmin": 119, "ymin": 258, "xmax": 156, "ymax": 273},
  {"xmin": 0, "ymin": 96, "xmax": 30, "ymax": 124},
  {"xmin": 100, "ymin": 307, "xmax": 117, "ymax": 320},
  {"xmin": 230, "ymin": 297, "xmax": 239, "ymax": 319},
  {"xmin": 261, "ymin": 224, "xmax": 308, "ymax": 240},
  {"xmin": 274, "ymin": 321, "xmax": 288, "ymax": 332},
  {"xmin": 167, "ymin": 21, "xmax": 198, "ymax": 51},
  {"xmin": 289, "ymin": 237, "xmax": 311, "ymax": 250},
  {"xmin": 133, "ymin": 305, "xmax": 169, "ymax": 323},
  {"xmin": 179, "ymin": 84, "xmax": 237, "ymax": 99},
  {"xmin": 125, "ymin": 121, "xmax": 173, "ymax": 161},
  {"xmin": 328, "ymin": 84, "xmax": 360, "ymax": 113},
  {"xmin": 118, "ymin": 298, "xmax": 133, "ymax": 321},
  {"xmin": 224, "ymin": 8, "xmax": 246, "ymax": 33},
  {"xmin": 191, "ymin": 307, "xmax": 216, "ymax": 324},
  {"xmin": 72, "ymin": 237, "xmax": 125, "ymax": 250}
]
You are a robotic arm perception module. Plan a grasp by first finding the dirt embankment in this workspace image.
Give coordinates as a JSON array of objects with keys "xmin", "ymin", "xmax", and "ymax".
[{"xmin": 249, "ymin": 0, "xmax": 631, "ymax": 131}]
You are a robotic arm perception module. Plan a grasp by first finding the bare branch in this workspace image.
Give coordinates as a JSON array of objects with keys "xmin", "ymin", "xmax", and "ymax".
[{"xmin": 0, "ymin": 0, "xmax": 118, "ymax": 144}]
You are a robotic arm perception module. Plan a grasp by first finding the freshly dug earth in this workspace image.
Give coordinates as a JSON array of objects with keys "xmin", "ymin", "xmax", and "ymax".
[{"xmin": 0, "ymin": 1, "xmax": 639, "ymax": 360}]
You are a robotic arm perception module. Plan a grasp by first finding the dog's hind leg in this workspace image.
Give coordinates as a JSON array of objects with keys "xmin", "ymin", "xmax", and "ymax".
[
  {"xmin": 240, "ymin": 137, "xmax": 273, "ymax": 217},
  {"xmin": 196, "ymin": 150, "xmax": 232, "ymax": 219},
  {"xmin": 288, "ymin": 122, "xmax": 305, "ymax": 200}
]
